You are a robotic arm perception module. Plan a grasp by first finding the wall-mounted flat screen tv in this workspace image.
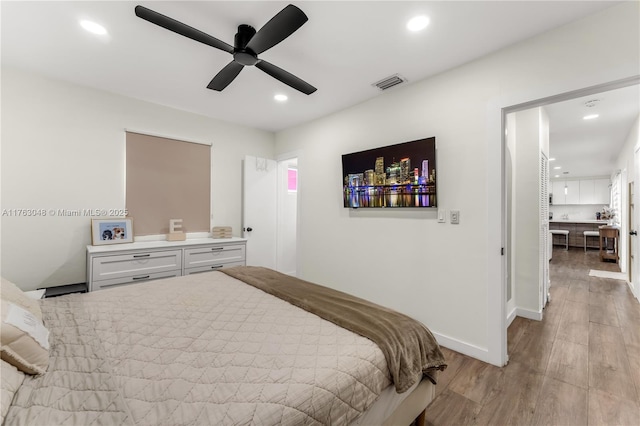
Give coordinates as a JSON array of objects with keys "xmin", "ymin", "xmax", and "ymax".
[{"xmin": 342, "ymin": 137, "xmax": 436, "ymax": 208}]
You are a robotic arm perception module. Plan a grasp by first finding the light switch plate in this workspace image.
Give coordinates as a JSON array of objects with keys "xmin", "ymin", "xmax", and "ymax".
[
  {"xmin": 438, "ymin": 209, "xmax": 446, "ymax": 223},
  {"xmin": 450, "ymin": 210, "xmax": 460, "ymax": 224}
]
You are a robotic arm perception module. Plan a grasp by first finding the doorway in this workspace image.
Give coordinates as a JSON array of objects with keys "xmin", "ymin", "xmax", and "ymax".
[
  {"xmin": 277, "ymin": 156, "xmax": 298, "ymax": 276},
  {"xmin": 629, "ymin": 181, "xmax": 634, "ymax": 286},
  {"xmin": 242, "ymin": 154, "xmax": 299, "ymax": 275},
  {"xmin": 502, "ymin": 76, "xmax": 640, "ymax": 360}
]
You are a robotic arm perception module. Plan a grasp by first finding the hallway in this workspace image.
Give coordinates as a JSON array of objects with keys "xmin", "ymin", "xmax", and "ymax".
[{"xmin": 425, "ymin": 248, "xmax": 640, "ymax": 425}]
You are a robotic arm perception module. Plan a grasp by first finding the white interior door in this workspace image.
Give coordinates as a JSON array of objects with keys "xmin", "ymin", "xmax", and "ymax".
[
  {"xmin": 633, "ymin": 148, "xmax": 640, "ymax": 300},
  {"xmin": 243, "ymin": 155, "xmax": 277, "ymax": 268}
]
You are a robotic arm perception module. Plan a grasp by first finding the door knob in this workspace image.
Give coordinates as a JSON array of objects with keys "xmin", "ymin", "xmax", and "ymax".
[
  {"xmin": 630, "ymin": 230, "xmax": 637, "ymax": 236},
  {"xmin": 245, "ymin": 227, "xmax": 253, "ymax": 232}
]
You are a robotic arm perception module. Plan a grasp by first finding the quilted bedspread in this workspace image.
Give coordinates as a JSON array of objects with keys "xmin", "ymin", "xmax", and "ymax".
[{"xmin": 4, "ymin": 272, "xmax": 391, "ymax": 425}]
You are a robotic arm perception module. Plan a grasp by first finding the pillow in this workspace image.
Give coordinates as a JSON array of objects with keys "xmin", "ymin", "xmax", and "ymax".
[
  {"xmin": 1, "ymin": 360, "xmax": 25, "ymax": 423},
  {"xmin": 0, "ymin": 277, "xmax": 42, "ymax": 322},
  {"xmin": 1, "ymin": 300, "xmax": 49, "ymax": 374}
]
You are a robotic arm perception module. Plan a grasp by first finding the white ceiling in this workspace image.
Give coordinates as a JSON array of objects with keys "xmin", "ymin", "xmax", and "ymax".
[
  {"xmin": 1, "ymin": 1, "xmax": 620, "ymax": 132},
  {"xmin": 546, "ymin": 84, "xmax": 640, "ymax": 179}
]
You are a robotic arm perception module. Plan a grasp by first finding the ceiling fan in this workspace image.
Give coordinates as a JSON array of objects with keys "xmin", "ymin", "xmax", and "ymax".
[{"xmin": 135, "ymin": 4, "xmax": 317, "ymax": 95}]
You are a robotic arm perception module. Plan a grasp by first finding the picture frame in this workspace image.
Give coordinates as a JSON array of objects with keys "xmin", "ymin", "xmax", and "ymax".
[{"xmin": 91, "ymin": 218, "xmax": 134, "ymax": 245}]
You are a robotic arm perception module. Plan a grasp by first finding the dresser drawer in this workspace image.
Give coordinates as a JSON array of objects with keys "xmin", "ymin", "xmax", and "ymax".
[
  {"xmin": 184, "ymin": 261, "xmax": 245, "ymax": 275},
  {"xmin": 92, "ymin": 270, "xmax": 180, "ymax": 291},
  {"xmin": 184, "ymin": 245, "xmax": 245, "ymax": 269},
  {"xmin": 92, "ymin": 249, "xmax": 182, "ymax": 282}
]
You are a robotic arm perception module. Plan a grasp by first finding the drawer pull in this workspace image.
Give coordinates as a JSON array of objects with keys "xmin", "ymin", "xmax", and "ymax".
[
  {"xmin": 211, "ymin": 247, "xmax": 223, "ymax": 251},
  {"xmin": 211, "ymin": 265, "xmax": 223, "ymax": 269},
  {"xmin": 132, "ymin": 275, "xmax": 151, "ymax": 280},
  {"xmin": 133, "ymin": 254, "xmax": 151, "ymax": 258}
]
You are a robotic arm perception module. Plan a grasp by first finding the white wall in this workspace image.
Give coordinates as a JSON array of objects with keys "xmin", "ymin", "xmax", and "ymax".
[
  {"xmin": 1, "ymin": 67, "xmax": 275, "ymax": 290},
  {"xmin": 615, "ymin": 113, "xmax": 640, "ymax": 298},
  {"xmin": 275, "ymin": 3, "xmax": 639, "ymax": 364},
  {"xmin": 512, "ymin": 107, "xmax": 548, "ymax": 318},
  {"xmin": 549, "ymin": 204, "xmax": 609, "ymax": 221}
]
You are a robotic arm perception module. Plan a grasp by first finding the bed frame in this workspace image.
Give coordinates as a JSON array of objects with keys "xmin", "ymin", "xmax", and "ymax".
[{"xmin": 382, "ymin": 378, "xmax": 435, "ymax": 426}]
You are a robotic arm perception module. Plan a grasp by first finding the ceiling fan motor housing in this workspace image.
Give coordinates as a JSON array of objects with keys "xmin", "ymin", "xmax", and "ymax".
[
  {"xmin": 234, "ymin": 25, "xmax": 259, "ymax": 66},
  {"xmin": 235, "ymin": 24, "xmax": 256, "ymax": 48}
]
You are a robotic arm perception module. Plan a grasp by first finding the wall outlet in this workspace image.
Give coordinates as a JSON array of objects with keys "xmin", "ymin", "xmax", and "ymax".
[
  {"xmin": 438, "ymin": 209, "xmax": 446, "ymax": 223},
  {"xmin": 450, "ymin": 210, "xmax": 460, "ymax": 224}
]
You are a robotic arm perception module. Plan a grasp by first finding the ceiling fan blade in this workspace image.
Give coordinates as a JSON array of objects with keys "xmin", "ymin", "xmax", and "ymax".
[
  {"xmin": 207, "ymin": 61, "xmax": 244, "ymax": 91},
  {"xmin": 135, "ymin": 5, "xmax": 234, "ymax": 54},
  {"xmin": 246, "ymin": 4, "xmax": 308, "ymax": 55},
  {"xmin": 256, "ymin": 60, "xmax": 316, "ymax": 95}
]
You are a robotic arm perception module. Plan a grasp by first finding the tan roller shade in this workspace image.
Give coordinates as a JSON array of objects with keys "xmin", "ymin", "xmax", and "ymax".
[{"xmin": 126, "ymin": 132, "xmax": 210, "ymax": 236}]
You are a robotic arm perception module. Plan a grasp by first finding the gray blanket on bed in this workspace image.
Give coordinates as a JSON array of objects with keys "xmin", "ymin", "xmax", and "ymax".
[{"xmin": 221, "ymin": 266, "xmax": 447, "ymax": 393}]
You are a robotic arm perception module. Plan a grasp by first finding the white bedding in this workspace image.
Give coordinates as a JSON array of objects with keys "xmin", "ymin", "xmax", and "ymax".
[{"xmin": 4, "ymin": 272, "xmax": 392, "ymax": 425}]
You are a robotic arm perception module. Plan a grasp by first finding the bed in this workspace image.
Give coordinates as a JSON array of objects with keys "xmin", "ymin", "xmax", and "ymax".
[{"xmin": 1, "ymin": 267, "xmax": 446, "ymax": 425}]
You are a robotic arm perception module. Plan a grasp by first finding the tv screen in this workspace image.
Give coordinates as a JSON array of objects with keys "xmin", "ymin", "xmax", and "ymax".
[{"xmin": 342, "ymin": 137, "xmax": 436, "ymax": 208}]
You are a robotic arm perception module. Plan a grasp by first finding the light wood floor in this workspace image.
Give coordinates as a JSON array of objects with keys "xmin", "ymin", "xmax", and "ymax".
[{"xmin": 424, "ymin": 247, "xmax": 640, "ymax": 425}]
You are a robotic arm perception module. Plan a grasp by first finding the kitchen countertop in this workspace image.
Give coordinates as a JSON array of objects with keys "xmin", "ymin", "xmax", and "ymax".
[{"xmin": 550, "ymin": 220, "xmax": 610, "ymax": 224}]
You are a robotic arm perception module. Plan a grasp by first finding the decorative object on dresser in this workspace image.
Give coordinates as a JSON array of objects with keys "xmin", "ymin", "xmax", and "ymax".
[
  {"xmin": 91, "ymin": 218, "xmax": 133, "ymax": 245},
  {"xmin": 211, "ymin": 226, "xmax": 233, "ymax": 238},
  {"xmin": 86, "ymin": 238, "xmax": 246, "ymax": 291},
  {"xmin": 166, "ymin": 218, "xmax": 186, "ymax": 241}
]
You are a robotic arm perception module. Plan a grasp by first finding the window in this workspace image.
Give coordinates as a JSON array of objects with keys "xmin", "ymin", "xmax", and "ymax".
[
  {"xmin": 126, "ymin": 131, "xmax": 210, "ymax": 236},
  {"xmin": 287, "ymin": 168, "xmax": 298, "ymax": 192},
  {"xmin": 611, "ymin": 172, "xmax": 621, "ymax": 226}
]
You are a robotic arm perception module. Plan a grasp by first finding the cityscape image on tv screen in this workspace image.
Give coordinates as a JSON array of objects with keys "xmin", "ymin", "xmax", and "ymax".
[{"xmin": 342, "ymin": 137, "xmax": 437, "ymax": 208}]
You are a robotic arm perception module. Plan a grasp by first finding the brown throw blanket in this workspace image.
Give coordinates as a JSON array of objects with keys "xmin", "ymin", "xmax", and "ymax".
[{"xmin": 221, "ymin": 266, "xmax": 447, "ymax": 393}]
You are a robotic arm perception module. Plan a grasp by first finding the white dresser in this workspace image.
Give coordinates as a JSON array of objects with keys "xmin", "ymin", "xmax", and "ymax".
[{"xmin": 87, "ymin": 238, "xmax": 246, "ymax": 291}]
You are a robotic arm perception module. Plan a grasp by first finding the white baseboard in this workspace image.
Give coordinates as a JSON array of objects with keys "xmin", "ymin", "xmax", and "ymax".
[
  {"xmin": 628, "ymin": 280, "xmax": 639, "ymax": 302},
  {"xmin": 507, "ymin": 308, "xmax": 517, "ymax": 327},
  {"xmin": 515, "ymin": 307, "xmax": 543, "ymax": 321},
  {"xmin": 432, "ymin": 331, "xmax": 490, "ymax": 364}
]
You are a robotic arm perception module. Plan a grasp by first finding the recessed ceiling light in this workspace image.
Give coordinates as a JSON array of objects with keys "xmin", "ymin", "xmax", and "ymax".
[
  {"xmin": 583, "ymin": 114, "xmax": 599, "ymax": 120},
  {"xmin": 554, "ymin": 175, "xmax": 560, "ymax": 178},
  {"xmin": 554, "ymin": 166, "xmax": 562, "ymax": 170},
  {"xmin": 549, "ymin": 158, "xmax": 556, "ymax": 161},
  {"xmin": 407, "ymin": 15, "xmax": 430, "ymax": 32},
  {"xmin": 80, "ymin": 20, "xmax": 107, "ymax": 35},
  {"xmin": 274, "ymin": 94, "xmax": 288, "ymax": 102}
]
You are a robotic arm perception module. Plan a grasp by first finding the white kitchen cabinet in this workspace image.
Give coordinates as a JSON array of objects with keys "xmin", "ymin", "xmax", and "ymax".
[
  {"xmin": 579, "ymin": 180, "xmax": 595, "ymax": 204},
  {"xmin": 87, "ymin": 238, "xmax": 246, "ymax": 291},
  {"xmin": 565, "ymin": 180, "xmax": 580, "ymax": 204},
  {"xmin": 552, "ymin": 180, "xmax": 579, "ymax": 204},
  {"xmin": 551, "ymin": 181, "xmax": 565, "ymax": 204},
  {"xmin": 551, "ymin": 178, "xmax": 609, "ymax": 205},
  {"xmin": 594, "ymin": 178, "xmax": 610, "ymax": 204}
]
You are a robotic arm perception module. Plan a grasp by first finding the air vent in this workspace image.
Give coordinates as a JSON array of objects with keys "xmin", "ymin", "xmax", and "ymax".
[{"xmin": 372, "ymin": 74, "xmax": 407, "ymax": 91}]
